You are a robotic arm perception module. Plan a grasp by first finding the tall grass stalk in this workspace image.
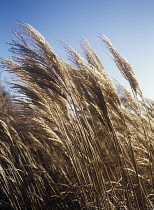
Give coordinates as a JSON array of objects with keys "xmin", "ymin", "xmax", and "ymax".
[{"xmin": 0, "ymin": 22, "xmax": 154, "ymax": 209}]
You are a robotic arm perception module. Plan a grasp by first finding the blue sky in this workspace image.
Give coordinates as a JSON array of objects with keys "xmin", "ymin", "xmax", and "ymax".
[{"xmin": 1, "ymin": 0, "xmax": 154, "ymax": 99}]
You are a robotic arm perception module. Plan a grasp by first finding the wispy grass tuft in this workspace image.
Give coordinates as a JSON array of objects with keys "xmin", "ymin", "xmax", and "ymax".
[{"xmin": 0, "ymin": 22, "xmax": 154, "ymax": 209}]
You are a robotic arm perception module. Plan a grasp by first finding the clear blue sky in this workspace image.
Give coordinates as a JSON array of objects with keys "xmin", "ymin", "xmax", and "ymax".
[{"xmin": 1, "ymin": 0, "xmax": 154, "ymax": 99}]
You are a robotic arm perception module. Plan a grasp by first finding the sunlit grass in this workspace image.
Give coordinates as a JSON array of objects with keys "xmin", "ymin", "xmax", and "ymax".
[{"xmin": 0, "ymin": 22, "xmax": 154, "ymax": 209}]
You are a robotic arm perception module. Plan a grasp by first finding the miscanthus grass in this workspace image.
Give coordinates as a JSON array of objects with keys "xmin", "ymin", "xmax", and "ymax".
[{"xmin": 0, "ymin": 22, "xmax": 154, "ymax": 209}]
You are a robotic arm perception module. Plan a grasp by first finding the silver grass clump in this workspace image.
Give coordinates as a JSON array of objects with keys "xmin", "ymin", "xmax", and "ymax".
[{"xmin": 0, "ymin": 22, "xmax": 154, "ymax": 209}]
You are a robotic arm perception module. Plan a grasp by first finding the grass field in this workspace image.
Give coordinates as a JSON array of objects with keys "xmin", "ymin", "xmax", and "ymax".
[{"xmin": 0, "ymin": 22, "xmax": 154, "ymax": 209}]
